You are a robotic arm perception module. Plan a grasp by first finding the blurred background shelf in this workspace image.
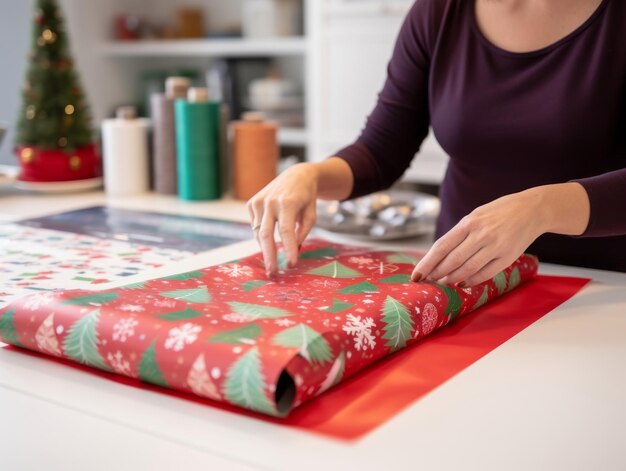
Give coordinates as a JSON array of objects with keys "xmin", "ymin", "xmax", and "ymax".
[
  {"xmin": 278, "ymin": 127, "xmax": 308, "ymax": 146},
  {"xmin": 100, "ymin": 38, "xmax": 308, "ymax": 58},
  {"xmin": 1, "ymin": 0, "xmax": 448, "ymax": 186}
]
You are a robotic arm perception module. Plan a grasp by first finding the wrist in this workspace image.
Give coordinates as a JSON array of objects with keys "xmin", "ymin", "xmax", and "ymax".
[
  {"xmin": 529, "ymin": 183, "xmax": 591, "ymax": 236},
  {"xmin": 313, "ymin": 157, "xmax": 354, "ymax": 200}
]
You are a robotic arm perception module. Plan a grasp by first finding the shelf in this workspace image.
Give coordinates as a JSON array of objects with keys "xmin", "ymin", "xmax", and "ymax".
[
  {"xmin": 278, "ymin": 128, "xmax": 308, "ymax": 147},
  {"xmin": 100, "ymin": 38, "xmax": 307, "ymax": 58}
]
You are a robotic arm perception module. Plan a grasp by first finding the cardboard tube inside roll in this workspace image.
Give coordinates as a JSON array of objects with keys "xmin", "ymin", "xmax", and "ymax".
[{"xmin": 232, "ymin": 115, "xmax": 278, "ymax": 201}]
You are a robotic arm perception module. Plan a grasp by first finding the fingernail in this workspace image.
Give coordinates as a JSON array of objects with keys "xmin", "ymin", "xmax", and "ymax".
[
  {"xmin": 411, "ymin": 271, "xmax": 423, "ymax": 283},
  {"xmin": 458, "ymin": 281, "xmax": 466, "ymax": 288},
  {"xmin": 298, "ymin": 244, "xmax": 302, "ymax": 252}
]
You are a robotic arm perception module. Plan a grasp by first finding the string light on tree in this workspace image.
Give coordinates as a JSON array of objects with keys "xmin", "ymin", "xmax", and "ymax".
[
  {"xmin": 69, "ymin": 156, "xmax": 81, "ymax": 170},
  {"xmin": 42, "ymin": 28, "xmax": 56, "ymax": 43},
  {"xmin": 20, "ymin": 148, "xmax": 35, "ymax": 164}
]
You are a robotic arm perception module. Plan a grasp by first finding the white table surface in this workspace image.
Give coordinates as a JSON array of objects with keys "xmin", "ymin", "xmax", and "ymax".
[{"xmin": 1, "ymin": 189, "xmax": 626, "ymax": 471}]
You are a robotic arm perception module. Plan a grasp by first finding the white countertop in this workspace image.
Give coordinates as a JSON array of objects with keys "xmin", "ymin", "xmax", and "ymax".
[{"xmin": 1, "ymin": 190, "xmax": 626, "ymax": 471}]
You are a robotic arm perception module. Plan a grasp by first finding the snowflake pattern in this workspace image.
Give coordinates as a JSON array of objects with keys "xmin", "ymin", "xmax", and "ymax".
[
  {"xmin": 366, "ymin": 262, "xmax": 399, "ymax": 275},
  {"xmin": 107, "ymin": 351, "xmax": 133, "ymax": 376},
  {"xmin": 153, "ymin": 299, "xmax": 178, "ymax": 308},
  {"xmin": 421, "ymin": 303, "xmax": 438, "ymax": 335},
  {"xmin": 216, "ymin": 264, "xmax": 254, "ymax": 278},
  {"xmin": 165, "ymin": 323, "xmax": 202, "ymax": 351},
  {"xmin": 120, "ymin": 304, "xmax": 144, "ymax": 313},
  {"xmin": 112, "ymin": 318, "xmax": 138, "ymax": 342},
  {"xmin": 311, "ymin": 279, "xmax": 341, "ymax": 289},
  {"xmin": 348, "ymin": 256, "xmax": 375, "ymax": 266},
  {"xmin": 22, "ymin": 292, "xmax": 56, "ymax": 311},
  {"xmin": 342, "ymin": 314, "xmax": 376, "ymax": 351},
  {"xmin": 222, "ymin": 313, "xmax": 252, "ymax": 323},
  {"xmin": 274, "ymin": 318, "xmax": 296, "ymax": 327}
]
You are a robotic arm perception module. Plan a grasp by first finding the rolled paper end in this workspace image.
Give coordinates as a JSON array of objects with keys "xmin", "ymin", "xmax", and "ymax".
[
  {"xmin": 187, "ymin": 87, "xmax": 210, "ymax": 103},
  {"xmin": 242, "ymin": 111, "xmax": 266, "ymax": 123},
  {"xmin": 116, "ymin": 105, "xmax": 137, "ymax": 120},
  {"xmin": 166, "ymin": 76, "xmax": 191, "ymax": 100}
]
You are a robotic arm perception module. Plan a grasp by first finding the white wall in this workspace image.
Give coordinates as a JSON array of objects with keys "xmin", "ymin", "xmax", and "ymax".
[{"xmin": 0, "ymin": 0, "xmax": 33, "ymax": 165}]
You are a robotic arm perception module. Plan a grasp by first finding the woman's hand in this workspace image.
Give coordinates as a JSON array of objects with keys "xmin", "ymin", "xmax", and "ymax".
[
  {"xmin": 411, "ymin": 183, "xmax": 591, "ymax": 287},
  {"xmin": 247, "ymin": 157, "xmax": 354, "ymax": 277},
  {"xmin": 247, "ymin": 163, "xmax": 319, "ymax": 277}
]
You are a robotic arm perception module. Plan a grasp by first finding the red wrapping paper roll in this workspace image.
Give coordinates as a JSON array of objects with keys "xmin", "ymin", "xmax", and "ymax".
[{"xmin": 0, "ymin": 239, "xmax": 537, "ymax": 417}]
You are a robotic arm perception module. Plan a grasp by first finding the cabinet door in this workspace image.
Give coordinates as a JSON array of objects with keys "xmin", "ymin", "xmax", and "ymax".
[{"xmin": 312, "ymin": 1, "xmax": 448, "ymax": 184}]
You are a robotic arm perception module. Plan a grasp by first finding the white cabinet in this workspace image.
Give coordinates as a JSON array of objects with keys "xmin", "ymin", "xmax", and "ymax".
[{"xmin": 307, "ymin": 0, "xmax": 449, "ymax": 184}]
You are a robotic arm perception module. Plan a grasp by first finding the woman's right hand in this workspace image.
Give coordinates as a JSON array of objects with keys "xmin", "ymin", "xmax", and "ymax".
[
  {"xmin": 247, "ymin": 162, "xmax": 320, "ymax": 277},
  {"xmin": 247, "ymin": 158, "xmax": 355, "ymax": 277}
]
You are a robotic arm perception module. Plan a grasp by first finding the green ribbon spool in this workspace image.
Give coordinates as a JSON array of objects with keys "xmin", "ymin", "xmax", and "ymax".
[{"xmin": 175, "ymin": 99, "xmax": 221, "ymax": 201}]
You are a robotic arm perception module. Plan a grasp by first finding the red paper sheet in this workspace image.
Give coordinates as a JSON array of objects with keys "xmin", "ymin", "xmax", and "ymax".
[{"xmin": 2, "ymin": 274, "xmax": 588, "ymax": 440}]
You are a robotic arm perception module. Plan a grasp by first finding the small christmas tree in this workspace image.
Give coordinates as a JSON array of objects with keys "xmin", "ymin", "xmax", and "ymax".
[{"xmin": 15, "ymin": 0, "xmax": 100, "ymax": 183}]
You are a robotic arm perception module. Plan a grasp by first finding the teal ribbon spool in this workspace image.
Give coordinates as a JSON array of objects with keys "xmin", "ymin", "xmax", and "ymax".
[{"xmin": 175, "ymin": 99, "xmax": 221, "ymax": 201}]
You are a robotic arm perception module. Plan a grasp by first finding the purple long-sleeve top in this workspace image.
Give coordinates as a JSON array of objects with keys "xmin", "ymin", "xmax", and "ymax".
[{"xmin": 336, "ymin": 0, "xmax": 626, "ymax": 272}]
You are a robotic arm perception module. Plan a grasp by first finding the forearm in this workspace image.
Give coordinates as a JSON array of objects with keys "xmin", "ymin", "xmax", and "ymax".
[
  {"xmin": 312, "ymin": 157, "xmax": 354, "ymax": 201},
  {"xmin": 531, "ymin": 182, "xmax": 591, "ymax": 236}
]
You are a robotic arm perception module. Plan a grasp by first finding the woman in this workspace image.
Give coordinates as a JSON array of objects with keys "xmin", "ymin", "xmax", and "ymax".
[{"xmin": 248, "ymin": 0, "xmax": 626, "ymax": 286}]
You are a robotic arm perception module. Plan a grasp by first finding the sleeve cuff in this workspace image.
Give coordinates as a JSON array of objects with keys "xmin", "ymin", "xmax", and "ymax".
[{"xmin": 574, "ymin": 168, "xmax": 626, "ymax": 237}]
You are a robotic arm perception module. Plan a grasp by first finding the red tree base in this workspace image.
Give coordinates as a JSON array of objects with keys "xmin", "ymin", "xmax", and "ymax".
[{"xmin": 16, "ymin": 144, "xmax": 102, "ymax": 183}]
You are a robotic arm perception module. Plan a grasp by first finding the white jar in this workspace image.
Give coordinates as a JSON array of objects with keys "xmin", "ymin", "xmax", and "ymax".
[{"xmin": 242, "ymin": 0, "xmax": 301, "ymax": 38}]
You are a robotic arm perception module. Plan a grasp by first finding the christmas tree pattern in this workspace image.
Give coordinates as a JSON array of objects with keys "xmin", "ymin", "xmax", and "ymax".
[
  {"xmin": 227, "ymin": 302, "xmax": 294, "ymax": 320},
  {"xmin": 272, "ymin": 324, "xmax": 333, "ymax": 365},
  {"xmin": 63, "ymin": 310, "xmax": 108, "ymax": 370},
  {"xmin": 209, "ymin": 324, "xmax": 262, "ymax": 345},
  {"xmin": 242, "ymin": 280, "xmax": 269, "ymax": 292},
  {"xmin": 437, "ymin": 284, "xmax": 463, "ymax": 321},
  {"xmin": 223, "ymin": 347, "xmax": 275, "ymax": 415},
  {"xmin": 318, "ymin": 352, "xmax": 346, "ymax": 395},
  {"xmin": 138, "ymin": 342, "xmax": 168, "ymax": 387},
  {"xmin": 0, "ymin": 309, "xmax": 21, "ymax": 346},
  {"xmin": 379, "ymin": 274, "xmax": 412, "ymax": 284},
  {"xmin": 307, "ymin": 261, "xmax": 362, "ymax": 278},
  {"xmin": 472, "ymin": 286, "xmax": 490, "ymax": 311},
  {"xmin": 63, "ymin": 292, "xmax": 118, "ymax": 306},
  {"xmin": 0, "ymin": 239, "xmax": 539, "ymax": 417},
  {"xmin": 159, "ymin": 287, "xmax": 211, "ymax": 303},
  {"xmin": 158, "ymin": 307, "xmax": 204, "ymax": 322},
  {"xmin": 381, "ymin": 296, "xmax": 414, "ymax": 350},
  {"xmin": 339, "ymin": 281, "xmax": 379, "ymax": 294}
]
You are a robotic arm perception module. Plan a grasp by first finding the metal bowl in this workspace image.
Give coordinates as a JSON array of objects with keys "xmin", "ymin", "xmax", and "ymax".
[{"xmin": 316, "ymin": 190, "xmax": 440, "ymax": 240}]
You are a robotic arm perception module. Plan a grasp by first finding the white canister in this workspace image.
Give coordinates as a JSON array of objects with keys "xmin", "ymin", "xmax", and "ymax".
[
  {"xmin": 242, "ymin": 0, "xmax": 301, "ymax": 38},
  {"xmin": 101, "ymin": 106, "xmax": 151, "ymax": 197}
]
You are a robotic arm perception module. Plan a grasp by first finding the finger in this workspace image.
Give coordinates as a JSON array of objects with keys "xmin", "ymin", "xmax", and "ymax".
[
  {"xmin": 427, "ymin": 234, "xmax": 483, "ymax": 282},
  {"xmin": 461, "ymin": 258, "xmax": 505, "ymax": 288},
  {"xmin": 247, "ymin": 198, "xmax": 264, "ymax": 237},
  {"xmin": 438, "ymin": 247, "xmax": 492, "ymax": 286},
  {"xmin": 296, "ymin": 202, "xmax": 317, "ymax": 247},
  {"xmin": 258, "ymin": 206, "xmax": 278, "ymax": 276},
  {"xmin": 412, "ymin": 223, "xmax": 470, "ymax": 282},
  {"xmin": 277, "ymin": 207, "xmax": 299, "ymax": 268}
]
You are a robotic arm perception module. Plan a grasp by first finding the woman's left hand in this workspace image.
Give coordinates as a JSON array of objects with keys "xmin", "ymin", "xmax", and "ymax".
[{"xmin": 411, "ymin": 183, "xmax": 590, "ymax": 287}]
